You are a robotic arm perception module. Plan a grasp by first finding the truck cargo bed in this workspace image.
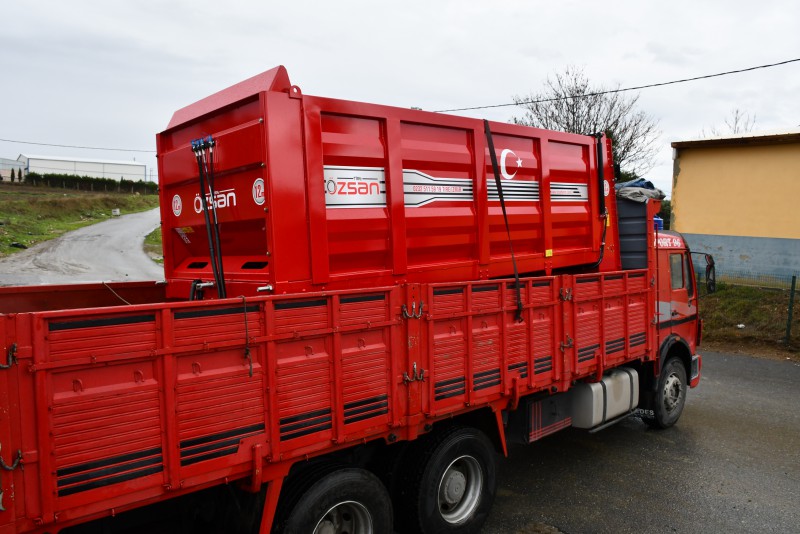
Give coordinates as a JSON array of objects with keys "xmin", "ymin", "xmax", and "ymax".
[{"xmin": 0, "ymin": 269, "xmax": 653, "ymax": 532}]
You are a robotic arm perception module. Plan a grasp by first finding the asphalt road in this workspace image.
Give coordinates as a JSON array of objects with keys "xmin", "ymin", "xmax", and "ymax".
[
  {"xmin": 482, "ymin": 351, "xmax": 800, "ymax": 534},
  {"xmin": 0, "ymin": 208, "xmax": 163, "ymax": 286}
]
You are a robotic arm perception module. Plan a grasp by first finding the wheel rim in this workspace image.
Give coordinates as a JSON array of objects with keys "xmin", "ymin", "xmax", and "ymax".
[
  {"xmin": 437, "ymin": 454, "xmax": 483, "ymax": 524},
  {"xmin": 662, "ymin": 372, "xmax": 683, "ymax": 413},
  {"xmin": 313, "ymin": 500, "xmax": 373, "ymax": 534}
]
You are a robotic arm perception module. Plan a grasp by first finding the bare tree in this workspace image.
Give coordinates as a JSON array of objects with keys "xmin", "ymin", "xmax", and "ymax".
[
  {"xmin": 512, "ymin": 66, "xmax": 660, "ymax": 179},
  {"xmin": 701, "ymin": 108, "xmax": 756, "ymax": 137}
]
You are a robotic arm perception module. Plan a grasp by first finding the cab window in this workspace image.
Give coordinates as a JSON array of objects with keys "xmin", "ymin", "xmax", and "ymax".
[
  {"xmin": 684, "ymin": 254, "xmax": 695, "ymax": 298},
  {"xmin": 670, "ymin": 253, "xmax": 684, "ymax": 289}
]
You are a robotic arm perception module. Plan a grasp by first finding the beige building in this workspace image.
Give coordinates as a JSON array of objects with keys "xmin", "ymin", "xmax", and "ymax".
[{"xmin": 671, "ymin": 129, "xmax": 800, "ymax": 277}]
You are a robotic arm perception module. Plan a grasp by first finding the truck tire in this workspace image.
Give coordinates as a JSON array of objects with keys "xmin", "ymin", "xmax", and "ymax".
[
  {"xmin": 281, "ymin": 468, "xmax": 392, "ymax": 534},
  {"xmin": 646, "ymin": 357, "xmax": 687, "ymax": 429},
  {"xmin": 401, "ymin": 426, "xmax": 497, "ymax": 533}
]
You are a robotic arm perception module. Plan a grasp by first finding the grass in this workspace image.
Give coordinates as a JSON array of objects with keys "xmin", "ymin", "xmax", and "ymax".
[
  {"xmin": 0, "ymin": 182, "xmax": 160, "ymax": 257},
  {"xmin": 699, "ymin": 282, "xmax": 799, "ymax": 353},
  {"xmin": 144, "ymin": 227, "xmax": 163, "ymax": 264}
]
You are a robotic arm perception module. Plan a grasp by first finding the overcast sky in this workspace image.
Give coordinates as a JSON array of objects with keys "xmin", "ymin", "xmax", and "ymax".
[{"xmin": 2, "ymin": 1, "xmax": 799, "ymax": 196}]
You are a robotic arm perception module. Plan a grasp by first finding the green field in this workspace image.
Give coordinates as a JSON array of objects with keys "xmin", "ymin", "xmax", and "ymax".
[
  {"xmin": 0, "ymin": 183, "xmax": 160, "ymax": 257},
  {"xmin": 698, "ymin": 282, "xmax": 798, "ymax": 355}
]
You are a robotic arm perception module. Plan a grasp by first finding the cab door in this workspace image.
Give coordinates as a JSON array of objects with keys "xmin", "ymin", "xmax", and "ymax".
[{"xmin": 659, "ymin": 249, "xmax": 697, "ymax": 337}]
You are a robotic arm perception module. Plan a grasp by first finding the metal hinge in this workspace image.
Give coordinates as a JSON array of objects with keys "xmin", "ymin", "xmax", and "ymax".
[
  {"xmin": 401, "ymin": 300, "xmax": 425, "ymax": 319},
  {"xmin": 560, "ymin": 335, "xmax": 574, "ymax": 352},
  {"xmin": 559, "ymin": 288, "xmax": 573, "ymax": 301},
  {"xmin": 403, "ymin": 361, "xmax": 426, "ymax": 384},
  {"xmin": 0, "ymin": 344, "xmax": 17, "ymax": 370},
  {"xmin": 0, "ymin": 443, "xmax": 22, "ymax": 512}
]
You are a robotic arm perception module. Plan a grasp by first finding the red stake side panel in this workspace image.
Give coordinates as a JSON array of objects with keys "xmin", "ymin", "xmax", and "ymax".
[
  {"xmin": 1, "ymin": 270, "xmax": 651, "ymax": 533},
  {"xmin": 2, "ymin": 287, "xmax": 404, "ymax": 533},
  {"xmin": 157, "ymin": 67, "xmax": 620, "ymax": 300}
]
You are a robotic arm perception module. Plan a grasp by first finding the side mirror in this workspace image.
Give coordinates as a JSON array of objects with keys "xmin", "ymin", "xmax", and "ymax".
[{"xmin": 704, "ymin": 254, "xmax": 716, "ymax": 294}]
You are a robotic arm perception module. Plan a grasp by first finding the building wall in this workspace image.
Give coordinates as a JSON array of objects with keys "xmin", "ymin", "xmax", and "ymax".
[
  {"xmin": 19, "ymin": 156, "xmax": 146, "ymax": 181},
  {"xmin": 672, "ymin": 141, "xmax": 800, "ymax": 277},
  {"xmin": 672, "ymin": 143, "xmax": 800, "ymax": 239},
  {"xmin": 0, "ymin": 158, "xmax": 25, "ymax": 180},
  {"xmin": 680, "ymin": 233, "xmax": 797, "ymax": 278}
]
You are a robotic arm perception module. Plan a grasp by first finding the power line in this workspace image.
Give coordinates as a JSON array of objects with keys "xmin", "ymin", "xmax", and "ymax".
[
  {"xmin": 434, "ymin": 57, "xmax": 800, "ymax": 113},
  {"xmin": 0, "ymin": 137, "xmax": 155, "ymax": 153},
  {"xmin": 3, "ymin": 57, "xmax": 798, "ymax": 153}
]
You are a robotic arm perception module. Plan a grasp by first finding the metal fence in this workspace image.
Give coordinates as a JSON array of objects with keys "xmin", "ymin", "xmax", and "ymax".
[{"xmin": 694, "ymin": 264, "xmax": 799, "ymax": 348}]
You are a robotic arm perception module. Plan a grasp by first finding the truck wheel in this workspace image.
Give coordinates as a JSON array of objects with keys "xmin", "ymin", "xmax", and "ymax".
[
  {"xmin": 646, "ymin": 357, "xmax": 687, "ymax": 429},
  {"xmin": 402, "ymin": 427, "xmax": 497, "ymax": 533},
  {"xmin": 281, "ymin": 468, "xmax": 392, "ymax": 534}
]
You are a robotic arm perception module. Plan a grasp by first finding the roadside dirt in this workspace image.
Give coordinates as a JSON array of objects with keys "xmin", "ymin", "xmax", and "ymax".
[{"xmin": 702, "ymin": 340, "xmax": 800, "ymax": 362}]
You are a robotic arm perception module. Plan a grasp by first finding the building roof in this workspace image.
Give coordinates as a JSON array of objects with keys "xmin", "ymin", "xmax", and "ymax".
[
  {"xmin": 17, "ymin": 154, "xmax": 145, "ymax": 167},
  {"xmin": 672, "ymin": 127, "xmax": 800, "ymax": 149}
]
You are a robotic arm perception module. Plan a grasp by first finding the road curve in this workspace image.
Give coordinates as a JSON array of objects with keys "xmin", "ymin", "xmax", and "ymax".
[{"xmin": 0, "ymin": 208, "xmax": 163, "ymax": 286}]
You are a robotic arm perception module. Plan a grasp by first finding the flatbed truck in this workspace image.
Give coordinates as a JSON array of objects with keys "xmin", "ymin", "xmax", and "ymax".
[{"xmin": 0, "ymin": 66, "xmax": 704, "ymax": 533}]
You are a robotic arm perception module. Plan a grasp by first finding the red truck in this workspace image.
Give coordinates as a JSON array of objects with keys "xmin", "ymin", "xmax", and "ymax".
[{"xmin": 0, "ymin": 66, "xmax": 704, "ymax": 534}]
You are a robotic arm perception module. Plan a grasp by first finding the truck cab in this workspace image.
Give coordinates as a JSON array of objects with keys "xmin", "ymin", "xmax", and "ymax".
[{"xmin": 656, "ymin": 231, "xmax": 699, "ymax": 359}]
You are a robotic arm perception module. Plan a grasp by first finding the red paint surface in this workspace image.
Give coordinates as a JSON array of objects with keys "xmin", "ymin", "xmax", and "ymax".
[{"xmin": 157, "ymin": 67, "xmax": 620, "ymax": 300}]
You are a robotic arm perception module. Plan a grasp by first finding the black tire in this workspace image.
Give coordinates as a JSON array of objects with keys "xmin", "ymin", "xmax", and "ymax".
[
  {"xmin": 400, "ymin": 427, "xmax": 497, "ymax": 534},
  {"xmin": 645, "ymin": 357, "xmax": 688, "ymax": 429},
  {"xmin": 281, "ymin": 468, "xmax": 393, "ymax": 534}
]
